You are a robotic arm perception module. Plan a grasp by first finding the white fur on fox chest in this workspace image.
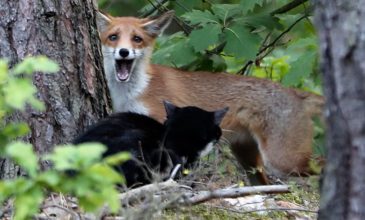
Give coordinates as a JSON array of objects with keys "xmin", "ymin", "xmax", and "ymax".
[{"xmin": 102, "ymin": 46, "xmax": 150, "ymax": 114}]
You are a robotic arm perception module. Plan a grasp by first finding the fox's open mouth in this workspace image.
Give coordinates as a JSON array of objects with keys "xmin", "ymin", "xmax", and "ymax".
[{"xmin": 115, "ymin": 59, "xmax": 134, "ymax": 82}]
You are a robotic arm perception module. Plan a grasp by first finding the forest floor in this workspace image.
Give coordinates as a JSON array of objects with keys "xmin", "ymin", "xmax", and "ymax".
[
  {"xmin": 32, "ymin": 145, "xmax": 320, "ymax": 220},
  {"xmin": 158, "ymin": 146, "xmax": 320, "ymax": 220}
]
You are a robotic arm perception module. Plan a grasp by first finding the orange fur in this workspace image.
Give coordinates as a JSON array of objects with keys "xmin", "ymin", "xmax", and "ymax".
[
  {"xmin": 97, "ymin": 11, "xmax": 325, "ymax": 184},
  {"xmin": 141, "ymin": 65, "xmax": 324, "ymax": 178}
]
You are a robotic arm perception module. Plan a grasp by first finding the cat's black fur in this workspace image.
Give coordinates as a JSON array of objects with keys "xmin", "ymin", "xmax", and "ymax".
[{"xmin": 73, "ymin": 101, "xmax": 228, "ymax": 187}]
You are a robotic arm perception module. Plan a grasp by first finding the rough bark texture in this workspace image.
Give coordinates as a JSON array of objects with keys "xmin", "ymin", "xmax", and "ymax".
[
  {"xmin": 315, "ymin": 1, "xmax": 365, "ymax": 219},
  {"xmin": 0, "ymin": 0, "xmax": 111, "ymax": 178}
]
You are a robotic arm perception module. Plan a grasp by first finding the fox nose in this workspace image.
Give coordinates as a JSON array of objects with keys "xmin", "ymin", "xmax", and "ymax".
[{"xmin": 119, "ymin": 48, "xmax": 129, "ymax": 58}]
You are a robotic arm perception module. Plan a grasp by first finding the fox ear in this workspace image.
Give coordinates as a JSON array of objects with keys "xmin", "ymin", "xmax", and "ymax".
[
  {"xmin": 142, "ymin": 10, "xmax": 174, "ymax": 37},
  {"xmin": 163, "ymin": 100, "xmax": 178, "ymax": 117},
  {"xmin": 213, "ymin": 107, "xmax": 229, "ymax": 125},
  {"xmin": 96, "ymin": 11, "xmax": 112, "ymax": 32}
]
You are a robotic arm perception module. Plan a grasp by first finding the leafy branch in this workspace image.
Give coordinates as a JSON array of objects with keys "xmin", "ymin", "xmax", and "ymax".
[{"xmin": 238, "ymin": 14, "xmax": 309, "ymax": 75}]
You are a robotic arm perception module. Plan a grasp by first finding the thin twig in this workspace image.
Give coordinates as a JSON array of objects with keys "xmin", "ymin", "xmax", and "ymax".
[
  {"xmin": 270, "ymin": 0, "xmax": 309, "ymax": 15},
  {"xmin": 142, "ymin": 0, "xmax": 169, "ymax": 17},
  {"xmin": 174, "ymin": 0, "xmax": 190, "ymax": 12},
  {"xmin": 258, "ymin": 14, "xmax": 307, "ymax": 54}
]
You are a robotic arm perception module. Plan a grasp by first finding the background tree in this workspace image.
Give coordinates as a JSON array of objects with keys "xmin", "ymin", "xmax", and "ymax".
[
  {"xmin": 315, "ymin": 0, "xmax": 365, "ymax": 219},
  {"xmin": 0, "ymin": 0, "xmax": 111, "ymax": 178}
]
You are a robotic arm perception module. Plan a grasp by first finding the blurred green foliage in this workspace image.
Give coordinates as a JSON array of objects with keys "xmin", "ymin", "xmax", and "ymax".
[{"xmin": 0, "ymin": 57, "xmax": 130, "ymax": 220}]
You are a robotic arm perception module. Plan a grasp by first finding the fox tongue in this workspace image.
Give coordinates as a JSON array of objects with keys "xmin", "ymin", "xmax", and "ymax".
[
  {"xmin": 117, "ymin": 64, "xmax": 129, "ymax": 81},
  {"xmin": 115, "ymin": 59, "xmax": 133, "ymax": 81}
]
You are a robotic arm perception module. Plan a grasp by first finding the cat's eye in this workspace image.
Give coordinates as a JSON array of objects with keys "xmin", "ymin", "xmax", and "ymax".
[
  {"xmin": 133, "ymin": 35, "xmax": 143, "ymax": 43},
  {"xmin": 108, "ymin": 34, "xmax": 118, "ymax": 41}
]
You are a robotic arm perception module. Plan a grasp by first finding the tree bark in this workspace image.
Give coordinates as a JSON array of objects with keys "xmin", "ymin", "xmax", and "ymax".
[
  {"xmin": 0, "ymin": 0, "xmax": 111, "ymax": 178},
  {"xmin": 315, "ymin": 1, "xmax": 365, "ymax": 219}
]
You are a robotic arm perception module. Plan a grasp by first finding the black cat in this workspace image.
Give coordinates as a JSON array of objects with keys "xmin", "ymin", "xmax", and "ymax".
[{"xmin": 73, "ymin": 101, "xmax": 228, "ymax": 187}]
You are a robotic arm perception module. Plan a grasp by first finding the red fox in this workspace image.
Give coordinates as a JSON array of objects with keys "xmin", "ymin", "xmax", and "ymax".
[{"xmin": 96, "ymin": 11, "xmax": 324, "ymax": 184}]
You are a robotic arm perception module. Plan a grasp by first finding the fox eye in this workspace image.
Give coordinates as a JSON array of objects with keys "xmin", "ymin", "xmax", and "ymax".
[
  {"xmin": 108, "ymin": 34, "xmax": 118, "ymax": 41},
  {"xmin": 133, "ymin": 35, "xmax": 143, "ymax": 43}
]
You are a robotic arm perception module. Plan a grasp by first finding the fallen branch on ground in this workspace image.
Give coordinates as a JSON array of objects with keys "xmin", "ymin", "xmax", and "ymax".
[
  {"xmin": 117, "ymin": 178, "xmax": 290, "ymax": 206},
  {"xmin": 119, "ymin": 179, "xmax": 182, "ymax": 205},
  {"xmin": 178, "ymin": 185, "xmax": 290, "ymax": 205}
]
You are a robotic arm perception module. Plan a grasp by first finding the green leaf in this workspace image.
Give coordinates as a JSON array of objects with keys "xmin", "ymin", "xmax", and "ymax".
[
  {"xmin": 6, "ymin": 142, "xmax": 38, "ymax": 177},
  {"xmin": 36, "ymin": 171, "xmax": 61, "ymax": 187},
  {"xmin": 3, "ymin": 78, "xmax": 37, "ymax": 110},
  {"xmin": 0, "ymin": 179, "xmax": 18, "ymax": 202},
  {"xmin": 104, "ymin": 152, "xmax": 131, "ymax": 166},
  {"xmin": 98, "ymin": 186, "xmax": 121, "ymax": 213},
  {"xmin": 251, "ymin": 56, "xmax": 290, "ymax": 81},
  {"xmin": 210, "ymin": 54, "xmax": 227, "ymax": 71},
  {"xmin": 14, "ymin": 186, "xmax": 44, "ymax": 220},
  {"xmin": 170, "ymin": 0, "xmax": 202, "ymax": 16},
  {"xmin": 78, "ymin": 191, "xmax": 104, "ymax": 212},
  {"xmin": 2, "ymin": 122, "xmax": 30, "ymax": 139},
  {"xmin": 88, "ymin": 164, "xmax": 123, "ymax": 184},
  {"xmin": 0, "ymin": 59, "xmax": 8, "ymax": 83},
  {"xmin": 211, "ymin": 4, "xmax": 242, "ymax": 22},
  {"xmin": 48, "ymin": 143, "xmax": 106, "ymax": 170},
  {"xmin": 45, "ymin": 145, "xmax": 77, "ymax": 171},
  {"xmin": 28, "ymin": 98, "xmax": 45, "ymax": 111},
  {"xmin": 240, "ymin": 0, "xmax": 266, "ymax": 13},
  {"xmin": 189, "ymin": 24, "xmax": 221, "ymax": 52},
  {"xmin": 12, "ymin": 56, "xmax": 59, "ymax": 75},
  {"xmin": 287, "ymin": 37, "xmax": 318, "ymax": 53},
  {"xmin": 182, "ymin": 10, "xmax": 220, "ymax": 25},
  {"xmin": 153, "ymin": 38, "xmax": 197, "ymax": 68},
  {"xmin": 239, "ymin": 13, "xmax": 283, "ymax": 30},
  {"xmin": 282, "ymin": 51, "xmax": 317, "ymax": 86},
  {"xmin": 223, "ymin": 24, "xmax": 261, "ymax": 59},
  {"xmin": 77, "ymin": 143, "xmax": 106, "ymax": 164}
]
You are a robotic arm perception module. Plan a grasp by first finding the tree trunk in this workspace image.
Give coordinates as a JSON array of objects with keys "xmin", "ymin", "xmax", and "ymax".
[
  {"xmin": 0, "ymin": 0, "xmax": 111, "ymax": 178},
  {"xmin": 315, "ymin": 1, "xmax": 365, "ymax": 219}
]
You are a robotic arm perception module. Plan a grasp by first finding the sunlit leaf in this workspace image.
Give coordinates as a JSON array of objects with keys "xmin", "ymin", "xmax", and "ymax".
[
  {"xmin": 282, "ymin": 51, "xmax": 317, "ymax": 86},
  {"xmin": 88, "ymin": 164, "xmax": 123, "ymax": 183},
  {"xmin": 12, "ymin": 56, "xmax": 59, "ymax": 75},
  {"xmin": 14, "ymin": 186, "xmax": 43, "ymax": 220},
  {"xmin": 48, "ymin": 143, "xmax": 106, "ymax": 170},
  {"xmin": 104, "ymin": 152, "xmax": 131, "ymax": 166},
  {"xmin": 3, "ymin": 78, "xmax": 37, "ymax": 110},
  {"xmin": 6, "ymin": 142, "xmax": 38, "ymax": 177},
  {"xmin": 2, "ymin": 122, "xmax": 30, "ymax": 139},
  {"xmin": 36, "ymin": 171, "xmax": 61, "ymax": 187},
  {"xmin": 0, "ymin": 59, "xmax": 8, "ymax": 83}
]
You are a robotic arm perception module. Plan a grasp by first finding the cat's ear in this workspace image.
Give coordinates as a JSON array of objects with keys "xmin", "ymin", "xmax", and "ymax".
[
  {"xmin": 213, "ymin": 107, "xmax": 229, "ymax": 125},
  {"xmin": 96, "ymin": 11, "xmax": 112, "ymax": 33},
  {"xmin": 163, "ymin": 100, "xmax": 178, "ymax": 117},
  {"xmin": 142, "ymin": 10, "xmax": 174, "ymax": 37}
]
